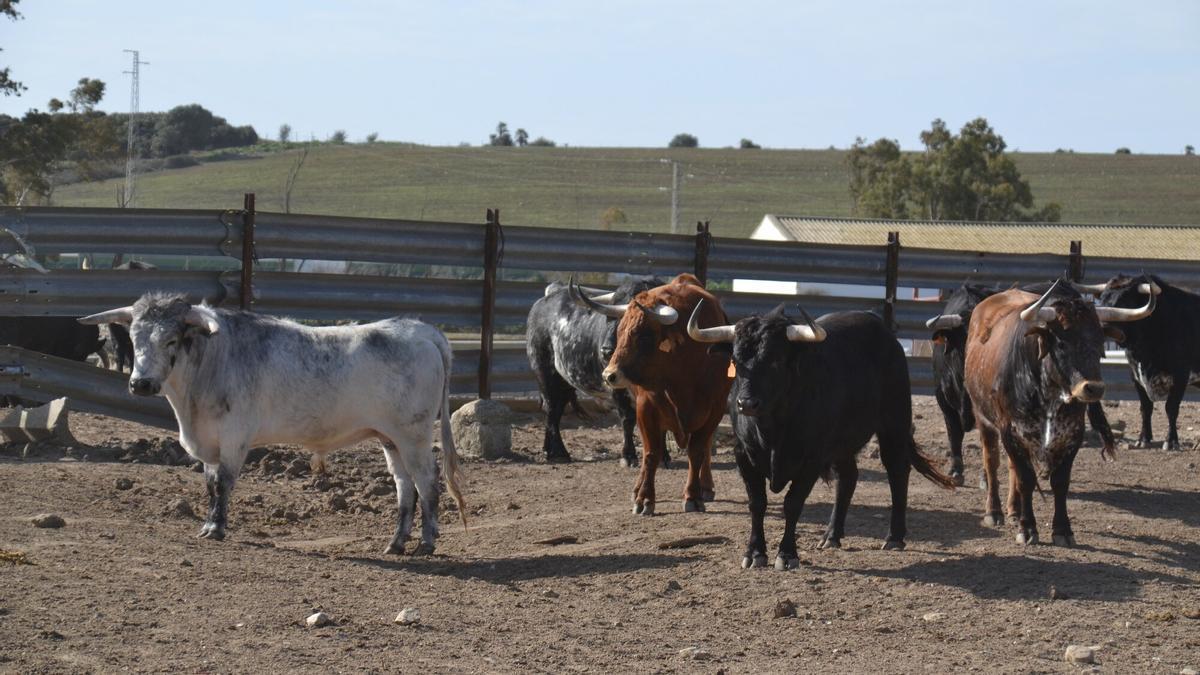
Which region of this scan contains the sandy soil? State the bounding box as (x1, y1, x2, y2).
(1, 397, 1198, 673)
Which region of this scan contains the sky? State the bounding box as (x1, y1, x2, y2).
(2, 0, 1197, 153)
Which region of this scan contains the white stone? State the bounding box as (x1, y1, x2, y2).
(922, 612, 946, 622)
(306, 612, 332, 628)
(677, 646, 712, 661)
(1064, 645, 1097, 664)
(394, 608, 421, 626)
(450, 399, 512, 460)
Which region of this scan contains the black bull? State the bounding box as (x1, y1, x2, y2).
(689, 304, 954, 571)
(525, 276, 661, 464)
(927, 282, 1118, 484)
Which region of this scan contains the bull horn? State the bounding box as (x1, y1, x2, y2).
(184, 305, 221, 335)
(1019, 280, 1061, 323)
(686, 299, 735, 343)
(1138, 282, 1161, 296)
(635, 301, 679, 325)
(568, 275, 627, 318)
(925, 314, 964, 330)
(1096, 286, 1156, 323)
(78, 306, 134, 325)
(786, 304, 827, 342)
(1069, 281, 1109, 294)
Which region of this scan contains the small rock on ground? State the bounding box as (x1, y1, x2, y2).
(395, 608, 421, 625)
(31, 514, 65, 529)
(165, 498, 195, 520)
(114, 477, 134, 491)
(677, 646, 712, 661)
(1064, 645, 1097, 664)
(773, 599, 797, 619)
(922, 612, 946, 622)
(306, 612, 332, 628)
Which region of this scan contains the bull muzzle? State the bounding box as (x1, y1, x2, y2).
(602, 366, 629, 389)
(1071, 380, 1105, 403)
(129, 377, 160, 397)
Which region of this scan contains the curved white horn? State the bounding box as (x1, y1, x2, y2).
(568, 275, 627, 318)
(588, 291, 617, 303)
(639, 302, 679, 325)
(686, 299, 735, 343)
(1019, 280, 1062, 323)
(78, 306, 134, 325)
(786, 306, 827, 343)
(1138, 282, 1161, 296)
(1069, 281, 1109, 294)
(925, 314, 964, 330)
(1096, 286, 1156, 323)
(184, 306, 221, 335)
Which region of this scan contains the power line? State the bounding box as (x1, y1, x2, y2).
(121, 49, 149, 207)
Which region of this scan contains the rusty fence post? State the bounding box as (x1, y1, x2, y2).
(693, 220, 711, 287)
(884, 231, 900, 333)
(240, 193, 256, 310)
(1068, 240, 1083, 282)
(478, 209, 501, 400)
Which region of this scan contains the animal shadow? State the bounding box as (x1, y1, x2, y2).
(1072, 485, 1200, 529)
(344, 552, 693, 585)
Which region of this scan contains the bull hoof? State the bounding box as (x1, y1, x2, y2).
(384, 540, 406, 555)
(632, 502, 655, 517)
(818, 535, 841, 550)
(619, 455, 639, 469)
(683, 498, 706, 513)
(950, 470, 965, 488)
(983, 512, 1005, 527)
(742, 553, 768, 569)
(700, 489, 716, 502)
(1167, 441, 1182, 452)
(546, 452, 572, 464)
(1016, 530, 1039, 546)
(774, 554, 800, 571)
(660, 456, 671, 470)
(1052, 533, 1076, 547)
(881, 539, 906, 551)
(197, 522, 225, 541)
(1134, 437, 1154, 449)
(412, 542, 435, 556)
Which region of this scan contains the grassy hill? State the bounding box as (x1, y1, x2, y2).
(51, 144, 1200, 238)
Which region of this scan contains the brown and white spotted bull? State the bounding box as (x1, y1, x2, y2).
(964, 280, 1154, 545)
(570, 273, 732, 515)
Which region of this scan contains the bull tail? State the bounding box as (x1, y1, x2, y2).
(908, 436, 957, 489)
(435, 335, 468, 529)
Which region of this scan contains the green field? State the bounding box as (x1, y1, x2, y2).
(51, 145, 1200, 238)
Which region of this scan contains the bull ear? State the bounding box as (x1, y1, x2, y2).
(931, 331, 948, 346)
(184, 305, 221, 335)
(79, 306, 134, 325)
(1024, 324, 1051, 361)
(1103, 325, 1126, 345)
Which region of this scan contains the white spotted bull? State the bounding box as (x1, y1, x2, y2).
(80, 293, 466, 554)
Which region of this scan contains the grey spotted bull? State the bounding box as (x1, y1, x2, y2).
(80, 293, 466, 554)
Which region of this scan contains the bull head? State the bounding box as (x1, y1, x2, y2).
(686, 300, 826, 344)
(924, 314, 964, 331)
(1070, 279, 1162, 297)
(1020, 279, 1155, 325)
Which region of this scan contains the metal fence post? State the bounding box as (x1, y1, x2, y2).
(884, 231, 900, 332)
(693, 220, 711, 287)
(478, 209, 501, 399)
(240, 193, 256, 310)
(1068, 240, 1083, 281)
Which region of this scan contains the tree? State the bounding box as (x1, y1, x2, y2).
(668, 133, 698, 148)
(279, 123, 291, 143)
(515, 128, 528, 147)
(330, 129, 347, 144)
(848, 117, 1060, 222)
(365, 132, 379, 143)
(1185, 145, 1194, 156)
(489, 121, 513, 146)
(529, 136, 556, 147)
(152, 104, 215, 156)
(739, 138, 760, 149)
(0, 1, 25, 97)
(1115, 147, 1132, 154)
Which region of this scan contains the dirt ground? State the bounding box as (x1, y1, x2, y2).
(1, 397, 1198, 673)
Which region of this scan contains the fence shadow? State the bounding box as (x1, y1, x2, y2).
(342, 551, 693, 585)
(852, 553, 1192, 601)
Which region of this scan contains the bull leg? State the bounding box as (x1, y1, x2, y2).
(936, 389, 966, 486)
(381, 440, 418, 555)
(1006, 459, 1021, 524)
(735, 447, 769, 569)
(1134, 378, 1155, 448)
(683, 425, 719, 512)
(776, 467, 820, 570)
(614, 390, 640, 468)
(878, 434, 911, 550)
(632, 398, 664, 516)
(1003, 432, 1039, 546)
(1086, 401, 1117, 460)
(1050, 446, 1080, 546)
(1164, 377, 1188, 451)
(389, 427, 440, 555)
(199, 462, 236, 540)
(539, 373, 574, 463)
(819, 458, 858, 550)
(979, 426, 1005, 527)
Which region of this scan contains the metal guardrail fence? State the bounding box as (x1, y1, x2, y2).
(0, 201, 1187, 417)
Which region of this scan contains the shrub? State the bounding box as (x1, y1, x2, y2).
(668, 133, 698, 148)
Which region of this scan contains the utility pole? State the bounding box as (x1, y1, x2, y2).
(122, 50, 149, 207)
(659, 158, 682, 234)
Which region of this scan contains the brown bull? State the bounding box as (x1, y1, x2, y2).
(964, 281, 1153, 545)
(572, 273, 732, 515)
